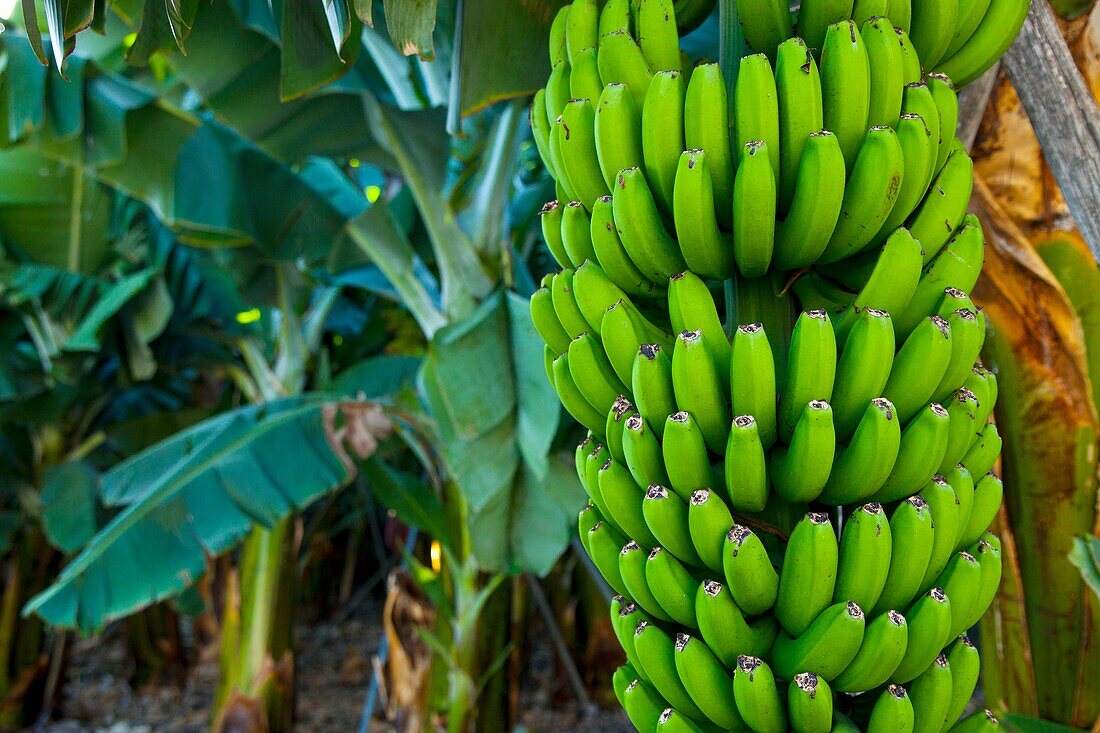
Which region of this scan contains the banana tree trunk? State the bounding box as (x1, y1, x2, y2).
(214, 518, 299, 733)
(971, 177, 1100, 726)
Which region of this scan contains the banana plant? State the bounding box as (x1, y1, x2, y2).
(971, 177, 1100, 728)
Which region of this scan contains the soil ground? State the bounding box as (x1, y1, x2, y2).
(31, 601, 632, 733)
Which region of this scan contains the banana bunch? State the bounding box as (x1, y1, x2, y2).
(530, 2, 1024, 730)
(736, 0, 1029, 88)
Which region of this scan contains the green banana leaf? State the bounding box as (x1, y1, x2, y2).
(419, 291, 582, 575)
(22, 395, 376, 631)
(972, 179, 1100, 727)
(1068, 535, 1100, 601)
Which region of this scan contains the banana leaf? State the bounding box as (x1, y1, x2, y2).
(971, 176, 1100, 726)
(22, 395, 381, 631)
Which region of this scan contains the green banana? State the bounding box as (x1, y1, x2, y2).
(734, 656, 787, 733)
(832, 308, 895, 438)
(820, 20, 871, 170)
(732, 140, 778, 277)
(546, 59, 573, 125)
(591, 195, 661, 297)
(586, 442, 618, 530)
(615, 599, 654, 685)
(820, 398, 902, 505)
(725, 415, 771, 512)
(897, 27, 923, 84)
(613, 167, 688, 281)
(586, 520, 630, 595)
(874, 496, 936, 616)
(664, 412, 714, 501)
(936, 550, 981, 639)
(833, 609, 909, 692)
(573, 260, 628, 334)
(723, 524, 781, 616)
(672, 330, 730, 454)
(908, 0, 958, 69)
(934, 0, 1030, 87)
(551, 269, 591, 338)
(604, 299, 672, 386)
(943, 636, 980, 730)
(909, 653, 953, 733)
(867, 685, 916, 733)
(874, 113, 937, 243)
(770, 400, 837, 504)
(568, 331, 628, 416)
(570, 45, 603, 103)
(575, 432, 593, 481)
(942, 0, 993, 62)
(919, 474, 963, 590)
(539, 200, 573, 268)
(796, 0, 856, 54)
(833, 711, 861, 733)
(940, 389, 982, 474)
(835, 503, 892, 611)
(624, 677, 669, 733)
(959, 472, 1002, 549)
(634, 620, 709, 723)
(735, 53, 782, 179)
(598, 30, 654, 109)
(688, 489, 735, 573)
(696, 580, 778, 667)
(779, 310, 837, 442)
(533, 95, 563, 186)
(882, 315, 953, 423)
(685, 63, 734, 229)
(774, 130, 847, 271)
(633, 343, 678, 438)
(788, 673, 833, 733)
(773, 600, 866, 680)
(777, 512, 839, 636)
(896, 216, 985, 338)
(621, 543, 676, 622)
(613, 663, 638, 707)
(948, 709, 1001, 733)
(644, 486, 705, 568)
(565, 0, 598, 63)
(562, 199, 599, 265)
(645, 545, 702, 627)
(601, 458, 661, 548)
(531, 285, 573, 355)
(965, 535, 1001, 632)
(623, 415, 670, 494)
(730, 322, 779, 449)
(656, 708, 710, 733)
(775, 37, 824, 214)
(598, 0, 630, 38)
(673, 0, 719, 32)
(943, 463, 975, 550)
(818, 125, 905, 263)
(874, 402, 951, 503)
(673, 150, 734, 280)
(642, 70, 686, 214)
(635, 0, 681, 72)
(932, 308, 984, 404)
(835, 227, 924, 340)
(861, 16, 905, 128)
(553, 353, 607, 433)
(578, 502, 599, 555)
(668, 270, 732, 378)
(892, 587, 952, 683)
(737, 0, 793, 59)
(926, 73, 959, 177)
(595, 83, 645, 192)
(674, 634, 743, 729)
(909, 141, 975, 266)
(549, 5, 569, 66)
(962, 421, 1001, 479)
(606, 396, 634, 463)
(851, 0, 887, 28)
